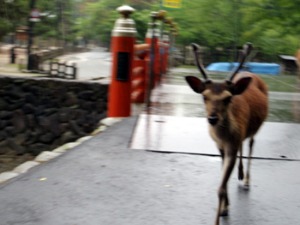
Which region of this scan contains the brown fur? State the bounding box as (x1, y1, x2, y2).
(185, 71, 268, 225)
(230, 72, 268, 140)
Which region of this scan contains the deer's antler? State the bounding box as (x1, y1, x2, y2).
(228, 42, 253, 82)
(191, 43, 210, 81)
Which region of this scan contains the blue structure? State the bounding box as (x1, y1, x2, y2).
(206, 62, 281, 75)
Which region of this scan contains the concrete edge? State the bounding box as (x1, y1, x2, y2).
(0, 117, 124, 184)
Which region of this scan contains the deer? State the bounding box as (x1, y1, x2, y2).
(185, 43, 268, 225)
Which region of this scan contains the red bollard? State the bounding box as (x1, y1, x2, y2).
(108, 5, 137, 117)
(145, 20, 161, 87)
(131, 43, 150, 103)
(162, 32, 170, 74)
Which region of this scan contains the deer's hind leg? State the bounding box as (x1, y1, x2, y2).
(244, 137, 254, 187)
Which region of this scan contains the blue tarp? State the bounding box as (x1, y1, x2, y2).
(206, 62, 281, 75)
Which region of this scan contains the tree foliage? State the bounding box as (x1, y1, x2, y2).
(34, 0, 76, 43)
(74, 0, 158, 46)
(169, 0, 300, 59)
(0, 0, 28, 39)
(1, 0, 300, 60)
(240, 0, 300, 58)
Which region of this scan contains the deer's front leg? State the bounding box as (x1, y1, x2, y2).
(215, 148, 238, 225)
(219, 148, 224, 163)
(238, 144, 244, 180)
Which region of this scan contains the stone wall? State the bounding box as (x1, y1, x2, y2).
(0, 75, 108, 156)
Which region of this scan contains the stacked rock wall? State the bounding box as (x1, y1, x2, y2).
(0, 75, 108, 156)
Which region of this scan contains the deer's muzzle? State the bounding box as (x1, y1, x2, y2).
(208, 114, 219, 126)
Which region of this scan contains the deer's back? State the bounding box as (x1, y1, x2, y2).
(232, 72, 268, 139)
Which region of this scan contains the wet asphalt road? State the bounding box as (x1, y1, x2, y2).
(0, 51, 300, 225)
(0, 117, 300, 225)
(58, 48, 111, 81)
(57, 49, 300, 122)
(150, 82, 300, 123)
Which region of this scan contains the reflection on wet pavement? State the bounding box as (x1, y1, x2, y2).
(131, 72, 300, 158)
(131, 114, 300, 160)
(148, 76, 300, 123)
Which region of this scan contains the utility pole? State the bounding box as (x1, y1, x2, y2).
(27, 0, 37, 70)
(56, 0, 66, 48)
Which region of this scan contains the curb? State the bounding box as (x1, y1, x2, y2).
(0, 117, 123, 184)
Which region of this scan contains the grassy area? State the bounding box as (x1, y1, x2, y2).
(212, 73, 300, 92)
(259, 74, 300, 92)
(176, 65, 300, 92)
(178, 65, 197, 69)
(171, 66, 300, 123)
(268, 99, 299, 122)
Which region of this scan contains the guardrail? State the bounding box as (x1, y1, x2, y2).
(131, 44, 150, 103)
(48, 61, 77, 79)
(107, 5, 170, 117)
(131, 41, 169, 104)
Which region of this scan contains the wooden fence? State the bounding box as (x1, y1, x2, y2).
(47, 61, 77, 79)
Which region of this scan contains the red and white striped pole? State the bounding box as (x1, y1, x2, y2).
(144, 13, 160, 107)
(145, 16, 160, 87)
(162, 32, 170, 74)
(108, 5, 137, 117)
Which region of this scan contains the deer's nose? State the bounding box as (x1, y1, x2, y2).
(208, 114, 219, 125)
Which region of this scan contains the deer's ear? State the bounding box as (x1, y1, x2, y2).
(231, 77, 252, 95)
(185, 76, 206, 94)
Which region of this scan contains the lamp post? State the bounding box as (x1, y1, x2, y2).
(27, 0, 40, 71)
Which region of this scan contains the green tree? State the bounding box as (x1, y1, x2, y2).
(74, 0, 158, 46)
(2, 0, 300, 61)
(34, 0, 76, 44)
(241, 0, 300, 59)
(0, 0, 28, 41)
(167, 0, 300, 60)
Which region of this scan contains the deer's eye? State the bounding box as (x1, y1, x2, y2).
(223, 96, 232, 105)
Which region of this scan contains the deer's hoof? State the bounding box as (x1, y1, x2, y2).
(243, 178, 250, 189)
(239, 182, 250, 191)
(243, 183, 250, 190)
(238, 170, 244, 180)
(219, 209, 229, 217)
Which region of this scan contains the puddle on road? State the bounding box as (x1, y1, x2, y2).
(149, 95, 300, 123)
(150, 73, 300, 123)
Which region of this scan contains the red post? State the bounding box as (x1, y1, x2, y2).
(145, 20, 160, 87)
(131, 44, 150, 103)
(108, 5, 136, 117)
(162, 32, 170, 74)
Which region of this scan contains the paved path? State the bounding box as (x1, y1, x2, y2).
(1, 117, 300, 225)
(57, 48, 111, 80)
(151, 83, 300, 101)
(131, 114, 300, 159)
(1, 47, 300, 225)
(0, 47, 111, 80)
